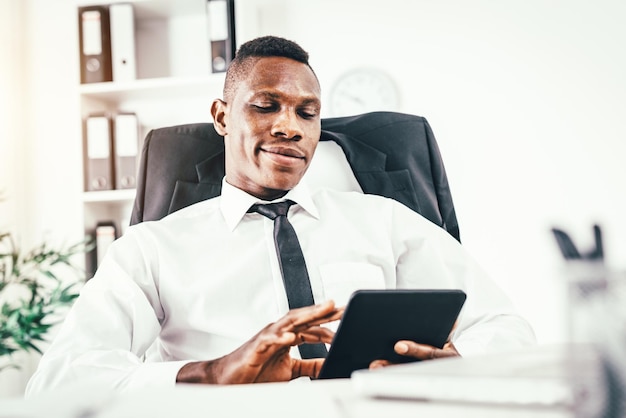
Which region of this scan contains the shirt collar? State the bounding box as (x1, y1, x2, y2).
(220, 177, 320, 231)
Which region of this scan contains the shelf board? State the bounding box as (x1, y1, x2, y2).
(77, 0, 205, 18)
(83, 189, 137, 203)
(79, 75, 225, 102)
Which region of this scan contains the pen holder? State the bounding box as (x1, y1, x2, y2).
(562, 261, 626, 418)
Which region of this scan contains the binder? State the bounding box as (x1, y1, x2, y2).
(206, 0, 236, 73)
(109, 3, 136, 82)
(83, 114, 114, 191)
(78, 5, 113, 84)
(95, 221, 117, 268)
(113, 113, 139, 189)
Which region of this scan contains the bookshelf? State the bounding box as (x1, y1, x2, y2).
(78, 75, 221, 101)
(77, 0, 227, 275)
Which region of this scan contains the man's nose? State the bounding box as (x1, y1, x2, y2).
(271, 109, 303, 140)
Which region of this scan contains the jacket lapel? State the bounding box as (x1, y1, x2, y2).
(168, 148, 225, 215)
(321, 130, 419, 212)
(195, 147, 225, 183)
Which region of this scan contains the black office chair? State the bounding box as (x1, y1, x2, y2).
(129, 111, 460, 242)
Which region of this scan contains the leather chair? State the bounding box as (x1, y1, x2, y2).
(129, 111, 460, 242)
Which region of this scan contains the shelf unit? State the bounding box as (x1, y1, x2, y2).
(79, 75, 222, 101)
(78, 0, 226, 275)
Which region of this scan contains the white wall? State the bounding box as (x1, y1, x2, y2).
(2, 0, 83, 243)
(2, 0, 625, 397)
(0, 0, 26, 232)
(20, 0, 84, 245)
(0, 0, 83, 398)
(238, 0, 626, 345)
(0, 0, 30, 399)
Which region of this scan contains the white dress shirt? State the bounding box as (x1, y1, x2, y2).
(26, 178, 535, 396)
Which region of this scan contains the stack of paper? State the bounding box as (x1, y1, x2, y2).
(352, 344, 606, 411)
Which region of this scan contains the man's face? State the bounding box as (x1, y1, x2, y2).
(214, 57, 322, 200)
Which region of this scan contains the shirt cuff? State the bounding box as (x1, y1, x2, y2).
(124, 360, 192, 392)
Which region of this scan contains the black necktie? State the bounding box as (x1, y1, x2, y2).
(249, 200, 328, 359)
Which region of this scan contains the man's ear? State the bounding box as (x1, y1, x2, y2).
(211, 99, 228, 136)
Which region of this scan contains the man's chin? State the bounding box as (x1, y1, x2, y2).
(259, 178, 302, 199)
(265, 181, 299, 194)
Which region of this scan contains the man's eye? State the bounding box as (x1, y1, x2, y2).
(253, 104, 276, 112)
(299, 109, 318, 119)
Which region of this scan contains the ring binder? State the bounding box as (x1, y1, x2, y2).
(113, 113, 140, 189)
(78, 5, 113, 84)
(94, 221, 118, 274)
(83, 114, 114, 191)
(206, 0, 236, 73)
(109, 3, 136, 82)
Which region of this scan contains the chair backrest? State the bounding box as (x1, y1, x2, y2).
(130, 111, 460, 242)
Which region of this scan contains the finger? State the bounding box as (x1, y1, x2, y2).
(254, 323, 335, 356)
(251, 302, 341, 359)
(277, 301, 336, 329)
(273, 301, 342, 332)
(302, 306, 345, 327)
(291, 358, 325, 379)
(443, 341, 459, 353)
(294, 326, 336, 345)
(254, 332, 298, 355)
(257, 325, 334, 349)
(369, 359, 392, 369)
(394, 340, 460, 360)
(291, 311, 343, 336)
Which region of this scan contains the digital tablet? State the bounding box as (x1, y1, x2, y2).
(317, 289, 467, 379)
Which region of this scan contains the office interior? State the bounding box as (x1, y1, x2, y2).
(1, 0, 625, 400)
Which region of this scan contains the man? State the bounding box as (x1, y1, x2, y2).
(26, 36, 534, 394)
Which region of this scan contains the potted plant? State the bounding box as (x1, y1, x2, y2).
(0, 231, 91, 371)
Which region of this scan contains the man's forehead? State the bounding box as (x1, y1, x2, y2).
(238, 58, 320, 99)
(249, 90, 320, 104)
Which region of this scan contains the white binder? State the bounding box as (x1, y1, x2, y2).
(95, 222, 117, 267)
(109, 3, 136, 82)
(113, 113, 139, 189)
(84, 114, 114, 191)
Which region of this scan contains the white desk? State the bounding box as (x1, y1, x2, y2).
(0, 378, 572, 418)
(5, 344, 614, 418)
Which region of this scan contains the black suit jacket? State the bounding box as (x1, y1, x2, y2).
(130, 111, 460, 242)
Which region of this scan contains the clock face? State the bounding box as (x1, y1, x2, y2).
(329, 68, 400, 116)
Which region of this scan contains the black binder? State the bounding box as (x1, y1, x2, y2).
(83, 114, 115, 191)
(206, 0, 236, 73)
(78, 5, 113, 84)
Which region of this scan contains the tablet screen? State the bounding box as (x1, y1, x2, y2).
(317, 289, 466, 379)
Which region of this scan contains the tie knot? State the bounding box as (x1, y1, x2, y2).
(249, 200, 294, 220)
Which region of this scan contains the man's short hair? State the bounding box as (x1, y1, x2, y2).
(223, 36, 317, 101)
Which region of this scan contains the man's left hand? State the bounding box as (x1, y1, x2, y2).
(369, 341, 459, 369)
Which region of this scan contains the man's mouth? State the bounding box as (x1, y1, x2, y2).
(259, 146, 307, 167)
(261, 146, 305, 159)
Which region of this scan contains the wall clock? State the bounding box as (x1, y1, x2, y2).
(329, 68, 400, 116)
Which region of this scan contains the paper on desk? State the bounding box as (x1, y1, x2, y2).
(352, 343, 605, 408)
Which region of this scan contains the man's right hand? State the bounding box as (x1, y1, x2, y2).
(176, 300, 343, 384)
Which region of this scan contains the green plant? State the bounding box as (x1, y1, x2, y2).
(0, 231, 91, 371)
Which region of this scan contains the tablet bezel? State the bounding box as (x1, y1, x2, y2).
(317, 289, 467, 379)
